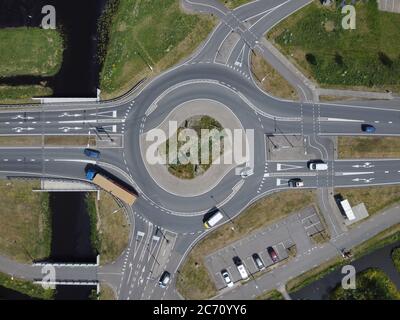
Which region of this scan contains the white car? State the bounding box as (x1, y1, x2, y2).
(233, 256, 249, 280)
(308, 161, 328, 171)
(221, 269, 234, 287)
(240, 166, 254, 178)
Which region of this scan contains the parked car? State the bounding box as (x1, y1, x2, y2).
(84, 148, 100, 159)
(361, 124, 376, 133)
(158, 271, 171, 288)
(252, 253, 265, 271)
(288, 178, 304, 188)
(221, 269, 234, 287)
(233, 256, 248, 280)
(308, 160, 328, 171)
(267, 246, 279, 263)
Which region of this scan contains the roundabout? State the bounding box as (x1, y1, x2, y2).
(139, 98, 248, 197)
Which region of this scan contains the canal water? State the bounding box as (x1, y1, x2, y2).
(48, 192, 96, 263)
(291, 241, 400, 300)
(0, 286, 35, 300)
(0, 0, 108, 97)
(0, 192, 97, 300)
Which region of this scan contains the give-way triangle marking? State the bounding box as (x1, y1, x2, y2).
(90, 110, 117, 118)
(277, 163, 304, 171)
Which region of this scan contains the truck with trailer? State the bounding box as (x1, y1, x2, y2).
(86, 168, 137, 206)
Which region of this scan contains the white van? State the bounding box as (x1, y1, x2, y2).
(204, 210, 223, 229)
(308, 161, 328, 171)
(236, 263, 249, 280)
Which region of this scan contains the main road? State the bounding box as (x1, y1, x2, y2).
(0, 0, 399, 300)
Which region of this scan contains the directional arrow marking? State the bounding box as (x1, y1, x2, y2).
(352, 178, 375, 183)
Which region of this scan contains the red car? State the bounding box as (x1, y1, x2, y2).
(267, 246, 279, 263)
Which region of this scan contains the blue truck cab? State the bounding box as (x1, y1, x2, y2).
(86, 168, 97, 181)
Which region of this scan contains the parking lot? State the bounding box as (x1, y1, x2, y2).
(204, 206, 324, 290)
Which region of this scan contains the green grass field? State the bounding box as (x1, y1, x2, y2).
(268, 1, 400, 92)
(0, 28, 63, 77)
(0, 85, 52, 104)
(0, 180, 51, 263)
(336, 186, 400, 216)
(86, 191, 130, 265)
(0, 271, 54, 300)
(392, 247, 400, 274)
(338, 136, 400, 159)
(330, 268, 400, 300)
(99, 0, 216, 99)
(0, 27, 62, 103)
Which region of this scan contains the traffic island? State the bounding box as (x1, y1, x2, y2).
(139, 99, 248, 197)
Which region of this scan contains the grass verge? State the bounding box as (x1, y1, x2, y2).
(219, 0, 253, 9)
(251, 52, 298, 100)
(330, 268, 400, 300)
(0, 271, 54, 300)
(0, 85, 52, 104)
(0, 28, 63, 77)
(256, 289, 284, 300)
(336, 186, 400, 216)
(338, 136, 400, 159)
(98, 282, 117, 300)
(176, 190, 316, 299)
(86, 191, 130, 265)
(0, 136, 96, 147)
(99, 0, 216, 99)
(392, 247, 400, 274)
(0, 180, 51, 263)
(287, 223, 400, 293)
(267, 0, 400, 93)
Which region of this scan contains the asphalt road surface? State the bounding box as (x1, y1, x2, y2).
(0, 0, 399, 300)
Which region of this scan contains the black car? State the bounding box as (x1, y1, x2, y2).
(288, 178, 304, 188)
(158, 271, 171, 288)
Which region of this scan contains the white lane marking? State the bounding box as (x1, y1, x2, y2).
(58, 119, 124, 124)
(352, 178, 375, 183)
(53, 159, 96, 164)
(12, 115, 35, 120)
(321, 118, 364, 122)
(335, 171, 375, 176)
(11, 127, 35, 132)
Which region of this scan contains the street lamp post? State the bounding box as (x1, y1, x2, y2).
(155, 226, 169, 244)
